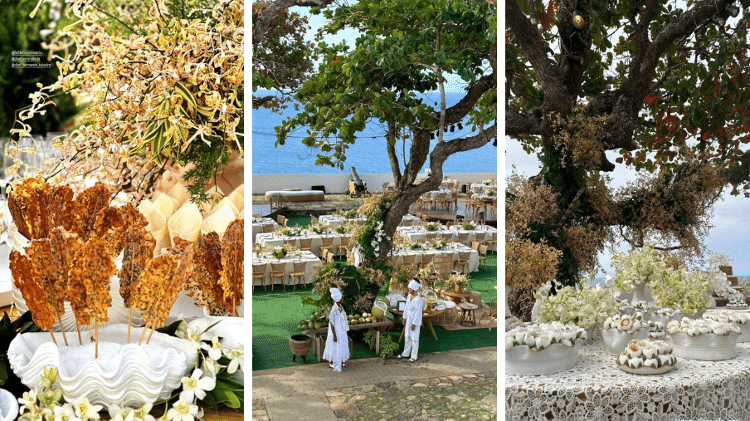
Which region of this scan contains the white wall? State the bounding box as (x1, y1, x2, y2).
(252, 172, 497, 194)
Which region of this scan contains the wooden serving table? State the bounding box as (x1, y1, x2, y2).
(303, 319, 392, 361)
(387, 308, 445, 342)
(439, 288, 473, 304)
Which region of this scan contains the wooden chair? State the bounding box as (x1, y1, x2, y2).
(400, 254, 416, 273)
(485, 231, 497, 250)
(464, 192, 474, 213)
(252, 263, 267, 292)
(283, 238, 297, 248)
(449, 189, 459, 211)
(473, 232, 485, 243)
(419, 253, 435, 269)
(453, 250, 471, 274)
(270, 262, 287, 291)
(326, 251, 335, 264)
(481, 297, 497, 331)
(289, 261, 307, 290)
(277, 215, 287, 227)
(478, 245, 488, 271)
(401, 217, 414, 227)
(425, 232, 438, 242)
(471, 241, 482, 251)
(338, 236, 351, 257)
(457, 232, 470, 246)
(382, 182, 389, 194)
(319, 236, 334, 257)
(436, 192, 448, 211)
(298, 237, 313, 252)
(433, 255, 452, 282)
(261, 223, 275, 233)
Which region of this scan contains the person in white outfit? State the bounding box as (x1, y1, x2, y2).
(398, 279, 423, 362)
(323, 287, 350, 371)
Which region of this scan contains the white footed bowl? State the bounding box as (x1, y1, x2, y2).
(669, 331, 740, 360)
(600, 328, 651, 355)
(0, 388, 18, 421)
(8, 324, 197, 410)
(505, 339, 583, 376)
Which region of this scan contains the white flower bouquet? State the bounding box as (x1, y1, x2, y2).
(649, 267, 710, 316)
(608, 244, 669, 292)
(708, 252, 733, 269)
(703, 311, 750, 326)
(535, 281, 620, 329)
(704, 252, 746, 308)
(616, 339, 675, 369)
(505, 322, 587, 351)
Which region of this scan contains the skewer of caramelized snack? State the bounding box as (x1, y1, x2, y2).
(118, 209, 155, 343)
(10, 251, 58, 344)
(27, 238, 69, 346)
(184, 232, 229, 315)
(219, 219, 244, 316)
(71, 183, 112, 240)
(93, 206, 128, 257)
(53, 228, 87, 345)
(134, 254, 177, 344)
(7, 177, 46, 240)
(70, 237, 116, 358)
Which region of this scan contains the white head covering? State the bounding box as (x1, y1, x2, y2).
(330, 288, 343, 302)
(408, 279, 421, 291)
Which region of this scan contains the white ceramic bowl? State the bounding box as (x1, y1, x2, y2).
(0, 388, 18, 421)
(505, 339, 583, 376)
(8, 324, 197, 410)
(669, 331, 740, 360)
(600, 328, 650, 355)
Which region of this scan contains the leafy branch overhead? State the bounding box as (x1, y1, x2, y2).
(12, 0, 244, 203)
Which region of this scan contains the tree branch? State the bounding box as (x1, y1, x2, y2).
(252, 0, 335, 45)
(506, 109, 542, 136)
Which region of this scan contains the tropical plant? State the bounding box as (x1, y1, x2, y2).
(535, 280, 620, 329)
(363, 330, 399, 359)
(607, 244, 670, 292)
(444, 272, 470, 292)
(649, 266, 711, 315)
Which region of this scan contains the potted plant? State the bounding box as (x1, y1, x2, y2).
(272, 246, 288, 259)
(444, 273, 470, 293)
(390, 268, 412, 293)
(649, 266, 710, 317)
(607, 244, 669, 303)
(461, 222, 475, 231)
(535, 281, 620, 338)
(424, 223, 440, 232)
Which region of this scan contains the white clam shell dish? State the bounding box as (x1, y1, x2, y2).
(8, 324, 197, 410)
(0, 388, 18, 421)
(505, 339, 584, 376)
(669, 331, 740, 360)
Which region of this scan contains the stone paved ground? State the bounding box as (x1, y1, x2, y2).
(252, 371, 497, 421)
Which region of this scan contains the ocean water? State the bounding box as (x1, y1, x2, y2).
(251, 91, 498, 175)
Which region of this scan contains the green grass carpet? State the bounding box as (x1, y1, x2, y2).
(251, 240, 498, 371)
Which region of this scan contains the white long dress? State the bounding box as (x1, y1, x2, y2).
(323, 303, 350, 371)
(401, 293, 423, 359)
(403, 294, 424, 339)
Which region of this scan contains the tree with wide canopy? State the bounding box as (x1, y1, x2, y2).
(275, 0, 497, 263)
(506, 0, 750, 295)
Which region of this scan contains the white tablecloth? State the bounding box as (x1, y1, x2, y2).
(251, 218, 278, 243)
(318, 215, 367, 226)
(251, 251, 322, 287)
(397, 226, 497, 251)
(470, 183, 497, 193)
(255, 231, 352, 257)
(400, 214, 422, 226)
(506, 335, 750, 420)
(391, 245, 479, 273)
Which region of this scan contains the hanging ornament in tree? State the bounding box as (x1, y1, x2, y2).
(430, 133, 435, 140)
(572, 11, 585, 29)
(450, 125, 455, 132)
(457, 122, 463, 130)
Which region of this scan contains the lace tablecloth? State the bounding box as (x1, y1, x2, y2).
(506, 336, 750, 420)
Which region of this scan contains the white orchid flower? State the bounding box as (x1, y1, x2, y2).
(223, 347, 244, 374)
(179, 368, 216, 403)
(71, 397, 102, 420)
(166, 398, 203, 421)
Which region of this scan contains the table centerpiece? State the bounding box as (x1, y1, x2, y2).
(607, 243, 668, 305)
(615, 339, 676, 375)
(505, 322, 587, 375)
(600, 312, 649, 355)
(667, 318, 741, 360)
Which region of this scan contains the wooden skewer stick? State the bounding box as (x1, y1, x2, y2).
(139, 323, 150, 345)
(57, 313, 69, 346)
(95, 322, 99, 359)
(48, 330, 58, 345)
(75, 323, 82, 346)
(233, 296, 237, 317)
(146, 324, 157, 344)
(127, 309, 132, 344)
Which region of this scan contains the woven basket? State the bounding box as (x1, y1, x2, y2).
(431, 307, 460, 326)
(289, 334, 312, 356)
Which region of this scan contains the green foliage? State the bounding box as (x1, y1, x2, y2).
(0, 311, 40, 397)
(277, 0, 496, 169)
(180, 134, 232, 204)
(0, 0, 78, 137)
(363, 330, 399, 359)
